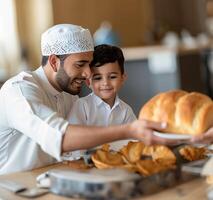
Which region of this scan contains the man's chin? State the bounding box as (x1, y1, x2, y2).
(67, 87, 81, 95)
(69, 90, 80, 95)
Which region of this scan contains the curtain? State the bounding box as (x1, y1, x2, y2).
(0, 0, 20, 80)
(15, 0, 53, 70)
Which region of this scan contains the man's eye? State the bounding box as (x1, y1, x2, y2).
(77, 64, 84, 67)
(75, 63, 85, 68)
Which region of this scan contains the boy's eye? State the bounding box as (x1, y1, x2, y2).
(92, 76, 102, 81)
(110, 75, 117, 79)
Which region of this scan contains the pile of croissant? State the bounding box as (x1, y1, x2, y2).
(91, 141, 207, 176)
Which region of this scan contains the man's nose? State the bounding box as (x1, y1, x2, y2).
(82, 65, 91, 79)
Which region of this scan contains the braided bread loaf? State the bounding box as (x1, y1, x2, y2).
(139, 90, 213, 135)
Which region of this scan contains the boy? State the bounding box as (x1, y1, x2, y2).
(67, 44, 136, 154)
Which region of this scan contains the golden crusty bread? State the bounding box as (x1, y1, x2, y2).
(139, 90, 213, 135)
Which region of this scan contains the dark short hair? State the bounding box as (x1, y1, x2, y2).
(41, 54, 70, 67)
(90, 44, 125, 74)
(41, 56, 49, 66)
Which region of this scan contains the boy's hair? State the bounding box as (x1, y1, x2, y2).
(90, 44, 125, 74)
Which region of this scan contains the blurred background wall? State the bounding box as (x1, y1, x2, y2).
(52, 0, 154, 47)
(0, 0, 211, 73)
(1, 0, 213, 114)
(15, 0, 53, 69)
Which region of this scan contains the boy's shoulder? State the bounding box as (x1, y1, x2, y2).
(117, 97, 133, 110)
(118, 98, 136, 118)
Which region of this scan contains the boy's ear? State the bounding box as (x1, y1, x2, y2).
(122, 73, 127, 82)
(48, 55, 59, 72)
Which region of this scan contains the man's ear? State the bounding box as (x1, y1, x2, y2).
(48, 55, 59, 72)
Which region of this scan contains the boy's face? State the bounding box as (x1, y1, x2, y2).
(89, 61, 126, 106)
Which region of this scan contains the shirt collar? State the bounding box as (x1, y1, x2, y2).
(92, 92, 121, 109)
(34, 66, 61, 97)
(113, 96, 120, 109)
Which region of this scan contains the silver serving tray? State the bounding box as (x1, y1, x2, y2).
(49, 168, 140, 199)
(48, 159, 207, 199)
(47, 144, 210, 199)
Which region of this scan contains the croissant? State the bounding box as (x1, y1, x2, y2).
(179, 146, 207, 161)
(139, 90, 213, 135)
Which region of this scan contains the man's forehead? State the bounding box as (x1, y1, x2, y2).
(68, 51, 93, 61)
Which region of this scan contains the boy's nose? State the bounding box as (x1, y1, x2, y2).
(102, 78, 109, 85)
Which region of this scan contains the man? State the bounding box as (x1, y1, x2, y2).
(0, 24, 167, 175)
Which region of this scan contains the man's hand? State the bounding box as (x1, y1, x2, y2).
(129, 119, 178, 146)
(190, 127, 213, 144)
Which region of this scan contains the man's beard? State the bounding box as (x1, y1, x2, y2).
(55, 65, 84, 95)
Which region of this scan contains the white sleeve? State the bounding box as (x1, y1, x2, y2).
(4, 80, 69, 161)
(67, 99, 87, 125)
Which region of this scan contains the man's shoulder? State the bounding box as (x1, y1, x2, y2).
(2, 71, 36, 89)
(0, 70, 45, 99)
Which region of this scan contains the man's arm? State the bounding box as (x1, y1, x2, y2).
(62, 119, 171, 152)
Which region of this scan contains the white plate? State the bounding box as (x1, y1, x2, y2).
(153, 131, 192, 140)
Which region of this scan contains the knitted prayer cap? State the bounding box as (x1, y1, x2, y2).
(41, 24, 94, 56)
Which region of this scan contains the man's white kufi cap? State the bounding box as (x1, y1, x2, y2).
(41, 24, 94, 56)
